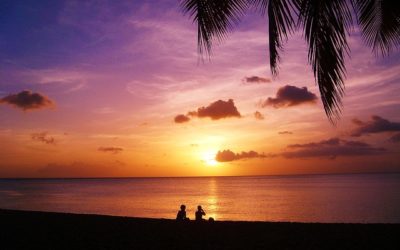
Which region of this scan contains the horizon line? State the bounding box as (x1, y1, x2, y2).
(1, 171, 399, 180)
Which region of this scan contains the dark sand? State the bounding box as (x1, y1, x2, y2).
(1, 209, 399, 250)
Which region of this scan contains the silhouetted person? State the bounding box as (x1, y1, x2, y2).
(195, 205, 206, 221)
(176, 204, 188, 221)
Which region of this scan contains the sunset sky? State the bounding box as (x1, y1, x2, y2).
(1, 0, 399, 178)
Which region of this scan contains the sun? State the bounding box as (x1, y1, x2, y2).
(202, 151, 218, 167)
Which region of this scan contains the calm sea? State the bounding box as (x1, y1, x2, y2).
(1, 173, 399, 223)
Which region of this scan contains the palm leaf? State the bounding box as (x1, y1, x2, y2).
(180, 0, 249, 57)
(355, 0, 400, 56)
(251, 0, 299, 75)
(298, 0, 353, 122)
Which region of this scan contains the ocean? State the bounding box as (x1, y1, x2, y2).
(1, 173, 399, 223)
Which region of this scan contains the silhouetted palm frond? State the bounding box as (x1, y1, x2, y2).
(251, 0, 299, 76)
(355, 0, 400, 56)
(180, 0, 249, 57)
(298, 0, 353, 122)
(180, 0, 400, 122)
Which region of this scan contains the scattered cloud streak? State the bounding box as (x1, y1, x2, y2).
(216, 149, 276, 162)
(31, 132, 56, 145)
(282, 138, 385, 159)
(242, 76, 271, 84)
(98, 146, 123, 154)
(260, 85, 317, 108)
(0, 90, 54, 111)
(389, 133, 400, 143)
(279, 131, 293, 135)
(351, 116, 400, 137)
(254, 111, 264, 120)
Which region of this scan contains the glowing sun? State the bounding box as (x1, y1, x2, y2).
(202, 151, 218, 167)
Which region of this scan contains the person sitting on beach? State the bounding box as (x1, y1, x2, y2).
(176, 204, 188, 221)
(195, 205, 206, 221)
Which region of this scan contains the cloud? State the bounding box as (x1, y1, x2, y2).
(31, 132, 56, 145)
(139, 122, 149, 127)
(351, 116, 400, 137)
(278, 131, 293, 135)
(93, 107, 115, 114)
(175, 99, 241, 123)
(115, 160, 126, 166)
(260, 85, 318, 108)
(215, 149, 276, 162)
(174, 114, 190, 123)
(351, 118, 364, 126)
(282, 138, 385, 159)
(98, 146, 123, 154)
(254, 111, 264, 120)
(0, 90, 54, 111)
(389, 133, 400, 143)
(242, 76, 271, 84)
(191, 99, 241, 120)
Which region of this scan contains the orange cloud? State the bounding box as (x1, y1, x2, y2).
(0, 90, 54, 111)
(98, 147, 123, 154)
(216, 149, 276, 162)
(254, 111, 264, 120)
(31, 132, 56, 145)
(174, 114, 190, 123)
(191, 99, 241, 120)
(175, 99, 241, 123)
(282, 138, 385, 159)
(261, 85, 317, 108)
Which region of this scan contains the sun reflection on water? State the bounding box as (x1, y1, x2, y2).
(206, 178, 218, 220)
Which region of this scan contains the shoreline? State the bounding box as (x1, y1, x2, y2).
(1, 209, 399, 249)
(1, 208, 399, 224)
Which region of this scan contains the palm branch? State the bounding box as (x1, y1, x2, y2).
(180, 0, 400, 122)
(249, 0, 299, 76)
(180, 0, 249, 56)
(298, 0, 353, 122)
(355, 0, 400, 56)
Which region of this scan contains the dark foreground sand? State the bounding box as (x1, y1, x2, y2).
(1, 209, 399, 250)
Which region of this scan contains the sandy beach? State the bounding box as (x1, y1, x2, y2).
(1, 209, 399, 250)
